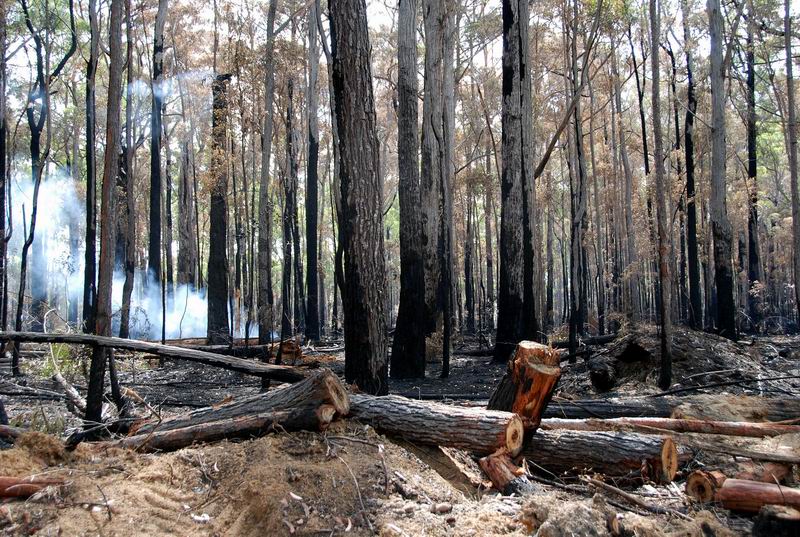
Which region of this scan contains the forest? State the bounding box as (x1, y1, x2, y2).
(1, 0, 800, 535)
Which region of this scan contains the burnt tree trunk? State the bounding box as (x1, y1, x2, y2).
(709, 0, 737, 340)
(494, 0, 535, 363)
(148, 0, 167, 285)
(330, 0, 389, 394)
(391, 0, 427, 379)
(305, 0, 321, 342)
(207, 74, 232, 345)
(86, 0, 123, 425)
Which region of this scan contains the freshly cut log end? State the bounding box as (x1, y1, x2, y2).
(515, 341, 561, 366)
(323, 372, 350, 416)
(316, 404, 337, 428)
(505, 415, 524, 456)
(686, 470, 726, 503)
(349, 394, 524, 456)
(660, 437, 679, 483)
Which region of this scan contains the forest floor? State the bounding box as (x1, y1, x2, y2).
(1, 325, 799, 536)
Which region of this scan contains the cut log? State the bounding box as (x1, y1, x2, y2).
(488, 341, 561, 430)
(521, 429, 683, 483)
(753, 506, 800, 537)
(0, 331, 306, 382)
(110, 369, 348, 452)
(732, 461, 791, 484)
(0, 476, 63, 498)
(542, 395, 800, 422)
(541, 417, 800, 437)
(686, 471, 800, 512)
(479, 450, 536, 496)
(349, 394, 524, 456)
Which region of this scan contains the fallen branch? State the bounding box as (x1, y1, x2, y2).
(541, 417, 800, 438)
(0, 331, 306, 382)
(582, 476, 690, 519)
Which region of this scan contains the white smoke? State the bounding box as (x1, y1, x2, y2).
(9, 163, 261, 341)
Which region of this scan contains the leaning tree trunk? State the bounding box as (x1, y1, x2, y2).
(391, 0, 427, 379)
(330, 0, 389, 395)
(785, 0, 800, 324)
(650, 0, 673, 388)
(86, 0, 123, 425)
(147, 0, 168, 285)
(494, 0, 534, 363)
(206, 74, 232, 345)
(708, 0, 737, 340)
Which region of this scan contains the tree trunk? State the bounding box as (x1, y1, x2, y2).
(118, 0, 136, 338)
(83, 0, 99, 333)
(148, 0, 168, 285)
(785, 0, 800, 324)
(745, 9, 762, 331)
(708, 0, 737, 340)
(305, 0, 321, 342)
(0, 0, 7, 334)
(177, 141, 198, 287)
(494, 0, 534, 363)
(391, 0, 427, 379)
(681, 0, 702, 330)
(650, 0, 673, 388)
(349, 394, 523, 456)
(330, 0, 389, 395)
(257, 0, 278, 347)
(207, 74, 232, 344)
(86, 0, 123, 425)
(421, 0, 444, 343)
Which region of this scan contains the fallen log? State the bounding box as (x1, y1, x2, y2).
(0, 331, 306, 382)
(686, 471, 800, 512)
(488, 341, 561, 430)
(0, 476, 64, 498)
(542, 395, 800, 422)
(349, 394, 524, 456)
(113, 370, 348, 452)
(521, 429, 683, 483)
(540, 417, 800, 437)
(0, 424, 22, 443)
(551, 334, 618, 348)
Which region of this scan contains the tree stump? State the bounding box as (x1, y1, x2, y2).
(488, 341, 561, 430)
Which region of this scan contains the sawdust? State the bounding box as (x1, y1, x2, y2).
(0, 422, 524, 536)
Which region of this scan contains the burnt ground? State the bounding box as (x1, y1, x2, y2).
(1, 325, 799, 536)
